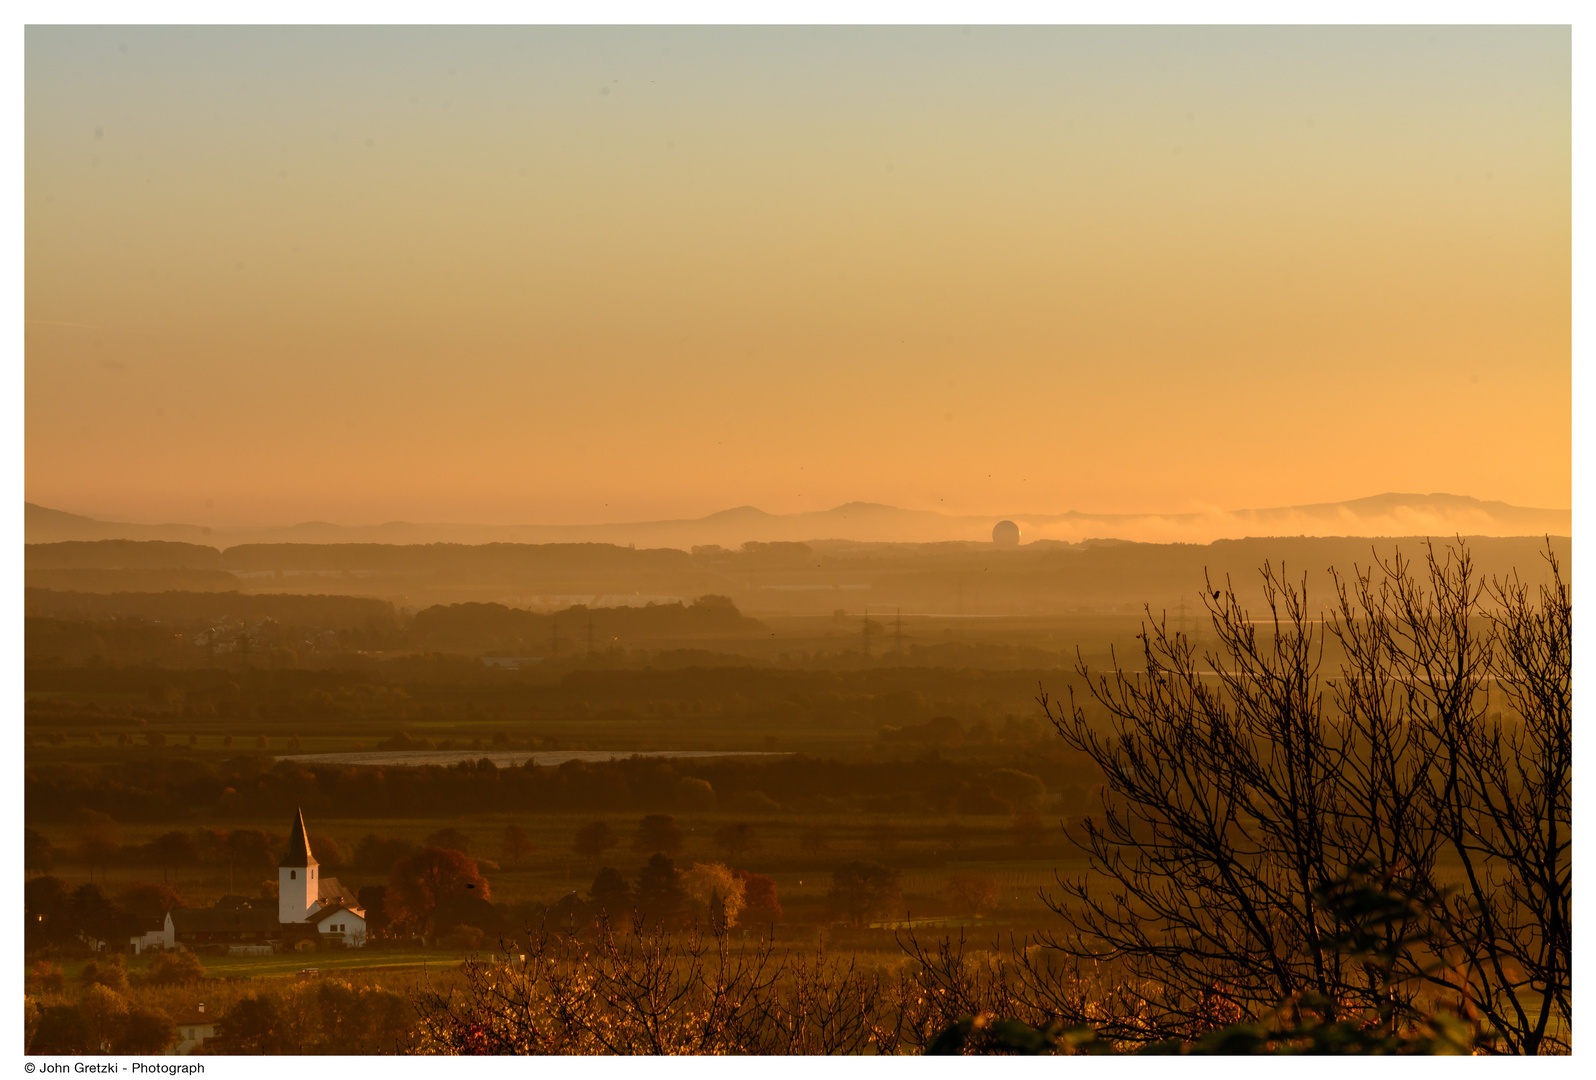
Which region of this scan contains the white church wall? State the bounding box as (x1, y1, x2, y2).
(278, 862, 319, 923)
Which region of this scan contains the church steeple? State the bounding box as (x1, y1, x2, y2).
(281, 808, 318, 869)
(278, 808, 320, 923)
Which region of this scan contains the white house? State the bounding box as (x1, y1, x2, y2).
(308, 902, 367, 947)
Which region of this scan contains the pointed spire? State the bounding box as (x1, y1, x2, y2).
(281, 808, 318, 868)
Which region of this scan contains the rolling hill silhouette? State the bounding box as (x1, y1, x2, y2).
(25, 493, 1568, 550)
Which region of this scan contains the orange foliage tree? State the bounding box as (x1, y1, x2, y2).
(385, 847, 490, 938)
(734, 870, 781, 921)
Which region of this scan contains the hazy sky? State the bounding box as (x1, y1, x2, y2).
(26, 26, 1570, 527)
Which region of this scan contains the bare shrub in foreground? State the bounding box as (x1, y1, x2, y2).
(1037, 540, 1569, 1052)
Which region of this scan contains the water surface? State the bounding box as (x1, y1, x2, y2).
(278, 748, 790, 768)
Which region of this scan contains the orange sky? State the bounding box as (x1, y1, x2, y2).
(26, 26, 1570, 527)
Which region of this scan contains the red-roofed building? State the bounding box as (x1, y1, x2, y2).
(169, 1002, 217, 1054)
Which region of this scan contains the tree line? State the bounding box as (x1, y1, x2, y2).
(26, 745, 1083, 826)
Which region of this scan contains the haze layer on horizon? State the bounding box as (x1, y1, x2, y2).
(26, 26, 1570, 528)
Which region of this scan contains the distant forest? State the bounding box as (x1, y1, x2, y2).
(24, 590, 766, 667)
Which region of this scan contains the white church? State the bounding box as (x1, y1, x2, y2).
(140, 810, 368, 953)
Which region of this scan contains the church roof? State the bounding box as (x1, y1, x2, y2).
(281, 808, 318, 868)
(315, 877, 354, 905)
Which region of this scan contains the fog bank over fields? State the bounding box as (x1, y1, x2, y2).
(25, 492, 1569, 550)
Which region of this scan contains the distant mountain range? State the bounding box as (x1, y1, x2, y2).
(24, 493, 1569, 550)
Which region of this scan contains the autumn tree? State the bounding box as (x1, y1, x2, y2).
(681, 862, 746, 930)
(944, 873, 1000, 915)
(78, 984, 129, 1052)
(588, 867, 631, 917)
(573, 821, 618, 860)
(219, 994, 287, 1054)
(359, 886, 391, 934)
(225, 829, 274, 874)
(987, 769, 1046, 812)
(115, 1007, 176, 1055)
(147, 831, 197, 881)
(25, 876, 71, 949)
(828, 862, 900, 928)
(355, 834, 420, 874)
(117, 883, 184, 925)
(77, 810, 121, 883)
(25, 828, 53, 874)
(30, 961, 64, 994)
(714, 822, 759, 858)
(81, 955, 130, 993)
(635, 853, 686, 926)
(632, 814, 685, 856)
(308, 834, 349, 870)
(309, 979, 414, 1054)
(500, 824, 535, 867)
(386, 847, 491, 939)
(676, 776, 717, 810)
(28, 1005, 90, 1055)
(70, 884, 130, 947)
(734, 869, 782, 921)
(144, 950, 206, 987)
(425, 827, 472, 854)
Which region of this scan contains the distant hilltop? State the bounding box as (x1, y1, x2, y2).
(24, 492, 1570, 550)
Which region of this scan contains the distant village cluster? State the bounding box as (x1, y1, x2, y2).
(130, 812, 367, 956)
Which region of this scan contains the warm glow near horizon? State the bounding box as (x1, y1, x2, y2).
(26, 26, 1570, 528)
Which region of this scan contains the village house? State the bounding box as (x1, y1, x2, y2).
(168, 1003, 217, 1054)
(129, 915, 172, 955)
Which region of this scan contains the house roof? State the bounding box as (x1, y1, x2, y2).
(170, 905, 281, 934)
(280, 807, 318, 868)
(170, 1006, 218, 1026)
(310, 902, 366, 926)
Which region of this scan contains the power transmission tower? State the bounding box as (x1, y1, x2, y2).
(894, 607, 905, 656)
(587, 613, 595, 657)
(861, 611, 872, 659)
